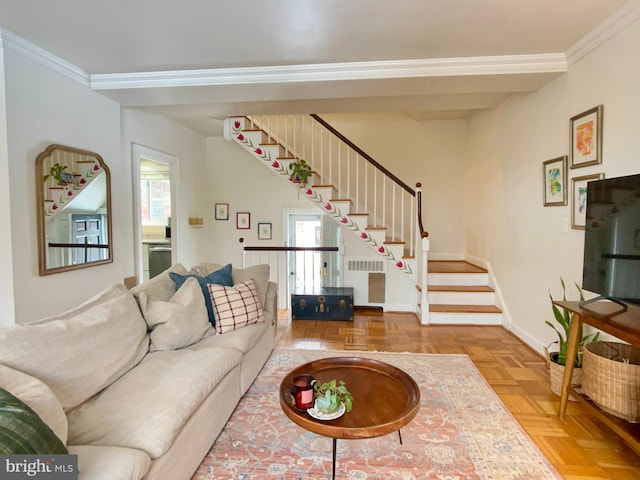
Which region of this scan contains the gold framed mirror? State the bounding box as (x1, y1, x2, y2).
(36, 144, 112, 275)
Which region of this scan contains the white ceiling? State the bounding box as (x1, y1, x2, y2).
(0, 0, 633, 136)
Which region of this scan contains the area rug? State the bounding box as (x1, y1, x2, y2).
(192, 349, 561, 479)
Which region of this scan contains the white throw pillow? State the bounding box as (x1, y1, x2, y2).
(208, 279, 264, 334)
(130, 263, 189, 303)
(0, 284, 149, 411)
(139, 277, 214, 352)
(0, 364, 68, 445)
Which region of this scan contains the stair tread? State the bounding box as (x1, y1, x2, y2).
(428, 285, 494, 292)
(429, 304, 502, 313)
(347, 213, 369, 217)
(366, 226, 387, 231)
(330, 198, 352, 203)
(428, 261, 487, 274)
(384, 240, 405, 245)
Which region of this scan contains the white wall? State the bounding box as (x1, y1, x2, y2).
(0, 41, 15, 327)
(4, 49, 127, 324)
(318, 113, 468, 257)
(465, 17, 640, 353)
(121, 109, 207, 270)
(204, 136, 306, 266)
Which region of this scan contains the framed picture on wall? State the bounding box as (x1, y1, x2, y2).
(570, 105, 603, 169)
(258, 222, 272, 240)
(571, 173, 603, 229)
(236, 212, 250, 229)
(215, 203, 229, 220)
(542, 156, 567, 206)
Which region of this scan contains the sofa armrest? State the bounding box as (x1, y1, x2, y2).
(264, 281, 277, 324)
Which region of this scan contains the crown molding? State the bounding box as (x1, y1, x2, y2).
(90, 54, 567, 90)
(566, 0, 640, 65)
(0, 28, 89, 86)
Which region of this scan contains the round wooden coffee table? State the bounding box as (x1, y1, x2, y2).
(279, 356, 420, 479)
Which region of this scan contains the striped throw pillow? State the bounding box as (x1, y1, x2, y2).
(208, 279, 264, 334)
(0, 387, 67, 454)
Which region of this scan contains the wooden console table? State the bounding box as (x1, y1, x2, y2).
(556, 300, 640, 455)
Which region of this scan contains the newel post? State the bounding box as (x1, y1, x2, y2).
(416, 182, 430, 325)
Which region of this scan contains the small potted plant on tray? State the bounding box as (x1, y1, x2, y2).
(313, 379, 353, 413)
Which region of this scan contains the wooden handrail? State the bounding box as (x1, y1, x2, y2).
(416, 183, 429, 238)
(243, 246, 338, 252)
(310, 114, 415, 196)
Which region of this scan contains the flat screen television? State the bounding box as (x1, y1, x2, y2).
(581, 173, 640, 310)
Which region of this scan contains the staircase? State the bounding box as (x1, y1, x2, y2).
(427, 260, 503, 325)
(43, 157, 104, 217)
(225, 115, 503, 325)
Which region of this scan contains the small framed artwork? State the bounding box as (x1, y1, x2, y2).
(236, 212, 250, 229)
(215, 203, 229, 220)
(258, 222, 272, 240)
(570, 105, 603, 169)
(542, 156, 567, 206)
(571, 173, 603, 229)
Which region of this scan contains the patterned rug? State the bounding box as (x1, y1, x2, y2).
(192, 349, 561, 479)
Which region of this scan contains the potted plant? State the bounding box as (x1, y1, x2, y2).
(313, 379, 353, 413)
(545, 278, 599, 398)
(288, 158, 312, 185)
(43, 163, 73, 185)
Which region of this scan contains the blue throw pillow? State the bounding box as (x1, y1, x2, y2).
(0, 387, 67, 454)
(169, 263, 233, 326)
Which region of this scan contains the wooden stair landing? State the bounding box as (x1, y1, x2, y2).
(429, 304, 502, 313)
(428, 260, 487, 273)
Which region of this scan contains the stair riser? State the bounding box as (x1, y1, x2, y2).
(428, 291, 496, 305)
(307, 186, 334, 203)
(428, 312, 503, 325)
(428, 272, 489, 286)
(364, 230, 386, 245)
(325, 200, 350, 216)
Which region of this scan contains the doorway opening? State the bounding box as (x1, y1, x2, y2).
(287, 212, 341, 294)
(132, 145, 179, 283)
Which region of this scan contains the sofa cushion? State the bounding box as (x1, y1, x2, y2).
(209, 279, 264, 334)
(169, 263, 233, 326)
(0, 387, 67, 454)
(0, 284, 149, 411)
(187, 320, 270, 355)
(68, 445, 150, 480)
(0, 364, 68, 444)
(130, 263, 189, 302)
(139, 277, 214, 352)
(197, 263, 270, 308)
(67, 347, 243, 459)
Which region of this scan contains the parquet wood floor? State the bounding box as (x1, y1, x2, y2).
(275, 310, 640, 479)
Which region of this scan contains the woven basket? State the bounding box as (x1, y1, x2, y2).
(582, 341, 640, 422)
(548, 352, 583, 402)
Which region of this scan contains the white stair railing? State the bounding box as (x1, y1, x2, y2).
(247, 114, 417, 257)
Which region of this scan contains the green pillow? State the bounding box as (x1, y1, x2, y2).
(0, 387, 67, 454)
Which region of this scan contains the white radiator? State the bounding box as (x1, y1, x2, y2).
(344, 258, 386, 305)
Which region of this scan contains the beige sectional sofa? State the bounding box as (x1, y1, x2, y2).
(0, 263, 277, 480)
